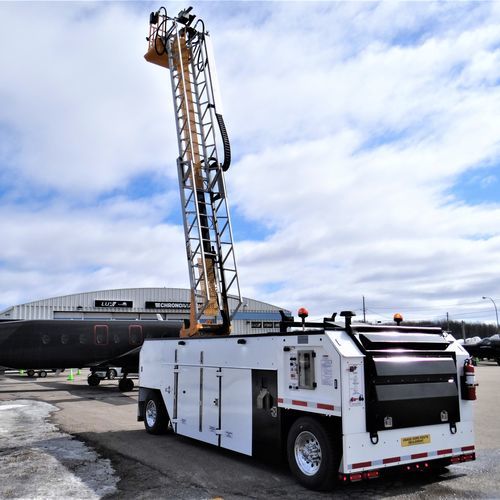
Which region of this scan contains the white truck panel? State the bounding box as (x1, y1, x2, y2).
(327, 330, 365, 358)
(278, 336, 342, 415)
(139, 340, 175, 390)
(178, 336, 278, 369)
(220, 368, 252, 455)
(342, 421, 475, 473)
(340, 357, 366, 435)
(177, 365, 201, 440)
(201, 367, 220, 446)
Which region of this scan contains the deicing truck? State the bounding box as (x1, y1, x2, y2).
(140, 8, 476, 490)
(138, 312, 476, 490)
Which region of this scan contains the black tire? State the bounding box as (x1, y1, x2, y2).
(287, 416, 341, 491)
(108, 369, 117, 380)
(39, 370, 47, 378)
(87, 374, 101, 387)
(118, 378, 134, 392)
(144, 392, 169, 435)
(496, 358, 500, 366)
(26, 369, 35, 378)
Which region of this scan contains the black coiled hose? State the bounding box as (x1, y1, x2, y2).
(216, 113, 231, 171)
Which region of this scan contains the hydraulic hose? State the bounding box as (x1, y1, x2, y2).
(216, 113, 231, 171)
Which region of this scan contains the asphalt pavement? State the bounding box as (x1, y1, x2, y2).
(0, 363, 498, 499)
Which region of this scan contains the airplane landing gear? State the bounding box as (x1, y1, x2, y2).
(87, 373, 101, 387)
(26, 369, 47, 378)
(119, 377, 134, 392)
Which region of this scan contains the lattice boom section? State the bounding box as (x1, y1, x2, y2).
(160, 18, 241, 324)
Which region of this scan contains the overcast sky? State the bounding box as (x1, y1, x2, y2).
(0, 1, 499, 325)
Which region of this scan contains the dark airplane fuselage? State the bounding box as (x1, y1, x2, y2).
(0, 319, 181, 371)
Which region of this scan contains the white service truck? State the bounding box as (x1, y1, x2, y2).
(140, 14, 476, 488)
(138, 313, 476, 490)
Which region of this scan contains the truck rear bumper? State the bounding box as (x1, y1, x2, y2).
(339, 449, 476, 483)
(341, 421, 475, 474)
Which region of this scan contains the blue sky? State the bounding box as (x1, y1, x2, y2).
(450, 166, 499, 206)
(0, 1, 499, 326)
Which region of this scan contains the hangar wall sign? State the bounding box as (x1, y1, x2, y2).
(94, 300, 133, 308)
(145, 301, 191, 310)
(93, 300, 193, 310)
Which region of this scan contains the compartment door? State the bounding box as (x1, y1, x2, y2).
(201, 367, 220, 446)
(220, 368, 252, 455)
(176, 365, 200, 440)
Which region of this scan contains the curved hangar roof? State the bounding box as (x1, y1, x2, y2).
(0, 288, 289, 335)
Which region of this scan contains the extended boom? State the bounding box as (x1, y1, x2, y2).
(145, 7, 241, 336)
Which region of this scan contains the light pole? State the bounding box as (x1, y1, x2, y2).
(482, 296, 499, 331)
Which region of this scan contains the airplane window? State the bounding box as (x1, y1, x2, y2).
(61, 334, 69, 345)
(41, 334, 50, 345)
(129, 325, 143, 345)
(95, 325, 108, 345)
(79, 333, 88, 345)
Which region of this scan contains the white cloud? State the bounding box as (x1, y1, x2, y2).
(0, 199, 187, 308)
(223, 2, 500, 322)
(0, 2, 499, 326)
(0, 3, 178, 195)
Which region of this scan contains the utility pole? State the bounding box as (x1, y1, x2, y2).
(362, 296, 366, 323)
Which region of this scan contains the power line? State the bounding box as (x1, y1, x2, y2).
(447, 311, 494, 319)
(368, 299, 492, 312)
(364, 309, 395, 322)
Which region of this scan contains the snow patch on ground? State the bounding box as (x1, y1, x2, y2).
(0, 400, 118, 499)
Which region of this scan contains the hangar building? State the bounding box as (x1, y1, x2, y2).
(0, 288, 289, 335)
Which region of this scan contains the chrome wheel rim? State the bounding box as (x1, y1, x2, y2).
(294, 431, 322, 476)
(145, 400, 157, 428)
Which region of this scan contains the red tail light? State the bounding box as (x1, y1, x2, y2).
(350, 473, 363, 482)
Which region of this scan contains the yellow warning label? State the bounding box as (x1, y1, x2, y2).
(401, 434, 431, 447)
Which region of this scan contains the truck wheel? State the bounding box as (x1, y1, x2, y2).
(108, 369, 117, 380)
(496, 358, 500, 366)
(287, 417, 340, 491)
(87, 374, 100, 387)
(39, 370, 47, 378)
(144, 392, 169, 435)
(26, 369, 35, 378)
